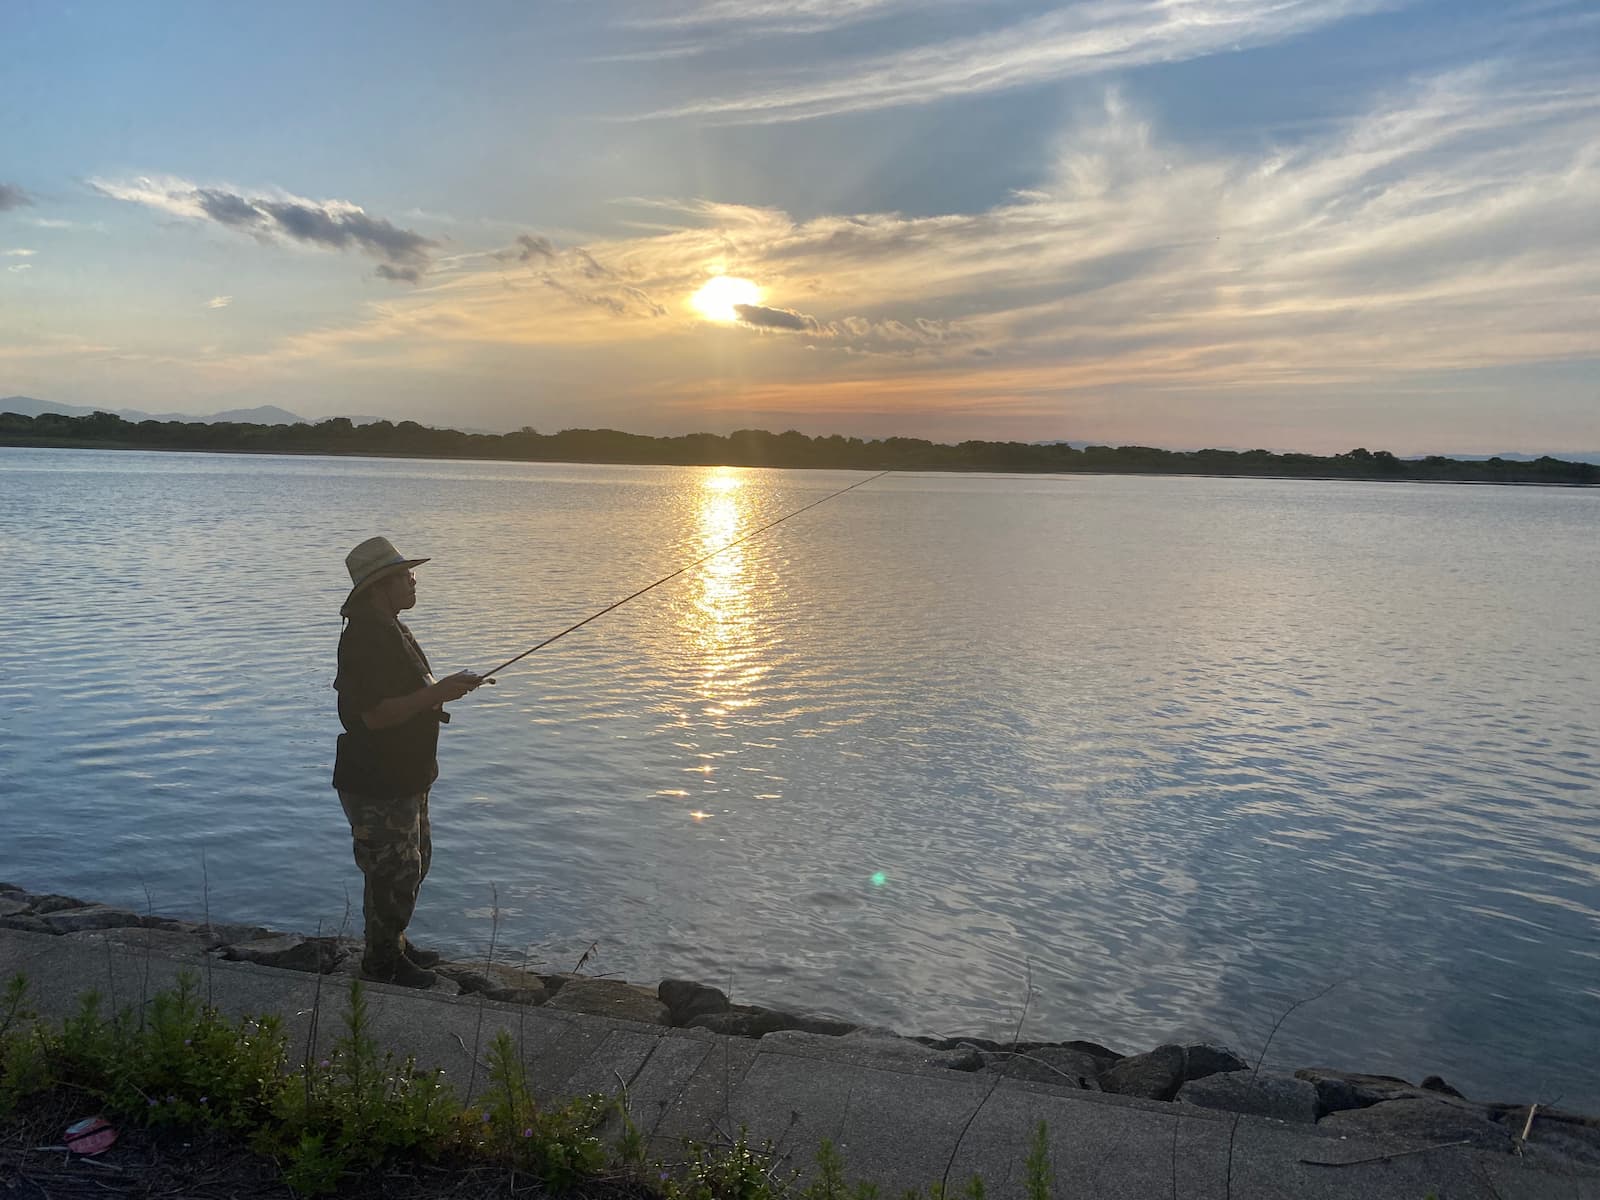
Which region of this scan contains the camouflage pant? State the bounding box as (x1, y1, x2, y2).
(338, 789, 432, 969)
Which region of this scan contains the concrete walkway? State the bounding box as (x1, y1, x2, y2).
(2, 928, 1593, 1200)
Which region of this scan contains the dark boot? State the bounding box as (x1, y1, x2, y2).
(361, 955, 436, 989)
(402, 941, 442, 968)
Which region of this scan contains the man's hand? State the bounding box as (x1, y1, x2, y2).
(434, 671, 484, 702)
(361, 672, 485, 730)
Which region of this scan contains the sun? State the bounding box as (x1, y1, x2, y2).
(690, 275, 761, 322)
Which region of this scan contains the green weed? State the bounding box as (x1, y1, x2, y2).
(43, 971, 287, 1133)
(1, 969, 1068, 1200)
(800, 1139, 881, 1200)
(263, 979, 459, 1192)
(472, 1028, 610, 1188)
(1024, 1121, 1053, 1200)
(0, 974, 46, 1117)
(667, 1126, 792, 1200)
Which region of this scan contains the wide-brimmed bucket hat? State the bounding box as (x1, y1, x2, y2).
(341, 536, 429, 614)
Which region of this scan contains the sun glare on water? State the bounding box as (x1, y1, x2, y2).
(690, 275, 761, 322)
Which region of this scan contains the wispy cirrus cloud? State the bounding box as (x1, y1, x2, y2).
(494, 233, 556, 262)
(88, 176, 438, 282)
(199, 58, 1598, 446)
(596, 0, 953, 60)
(630, 0, 1398, 123)
(621, 0, 935, 33)
(205, 295, 232, 309)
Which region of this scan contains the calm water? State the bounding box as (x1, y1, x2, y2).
(2, 448, 1597, 1107)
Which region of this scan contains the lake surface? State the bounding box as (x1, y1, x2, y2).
(3, 447, 1597, 1107)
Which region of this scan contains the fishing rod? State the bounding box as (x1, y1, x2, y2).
(479, 469, 891, 681)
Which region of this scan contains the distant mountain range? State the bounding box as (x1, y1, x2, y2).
(0, 396, 386, 427)
(6, 396, 1597, 464)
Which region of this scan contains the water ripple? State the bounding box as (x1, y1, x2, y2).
(2, 450, 1597, 1107)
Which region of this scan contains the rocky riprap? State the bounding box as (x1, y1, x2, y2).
(4, 882, 1597, 1171)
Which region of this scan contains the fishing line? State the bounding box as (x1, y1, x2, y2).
(479, 469, 891, 680)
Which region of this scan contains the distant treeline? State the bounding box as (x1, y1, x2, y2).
(3, 408, 1595, 485)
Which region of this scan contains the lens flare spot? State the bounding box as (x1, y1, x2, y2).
(870, 871, 888, 887)
(690, 810, 711, 821)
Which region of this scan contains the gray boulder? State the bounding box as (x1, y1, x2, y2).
(1321, 1098, 1512, 1151)
(543, 977, 671, 1026)
(1184, 1044, 1249, 1082)
(1178, 1070, 1318, 1124)
(1295, 1068, 1466, 1107)
(1099, 1043, 1186, 1101)
(1294, 1067, 1478, 1119)
(0, 896, 31, 919)
(658, 979, 731, 1025)
(686, 1005, 856, 1039)
(440, 962, 549, 1005)
(39, 906, 146, 934)
(222, 934, 346, 974)
(981, 1046, 1104, 1087)
(30, 894, 90, 914)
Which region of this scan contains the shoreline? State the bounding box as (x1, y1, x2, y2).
(4, 880, 1595, 1142)
(4, 438, 1598, 489)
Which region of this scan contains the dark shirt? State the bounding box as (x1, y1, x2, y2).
(332, 611, 443, 799)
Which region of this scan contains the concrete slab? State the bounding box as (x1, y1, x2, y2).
(618, 1034, 716, 1139)
(649, 1034, 763, 1150)
(726, 1048, 1000, 1186)
(1, 928, 1595, 1200)
(564, 1027, 672, 1100)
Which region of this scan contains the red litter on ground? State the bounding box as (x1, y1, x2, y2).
(63, 1115, 117, 1155)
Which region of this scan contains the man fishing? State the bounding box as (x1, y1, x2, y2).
(334, 536, 483, 988)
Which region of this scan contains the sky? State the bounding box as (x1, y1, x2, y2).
(2, 0, 1597, 454)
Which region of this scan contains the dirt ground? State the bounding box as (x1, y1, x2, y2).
(0, 1088, 649, 1200)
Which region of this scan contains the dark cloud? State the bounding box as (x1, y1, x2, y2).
(495, 233, 556, 262)
(735, 303, 821, 332)
(256, 200, 434, 267)
(93, 179, 436, 283)
(0, 183, 33, 211)
(195, 188, 266, 227)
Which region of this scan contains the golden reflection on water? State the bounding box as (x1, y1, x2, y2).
(687, 467, 767, 716)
